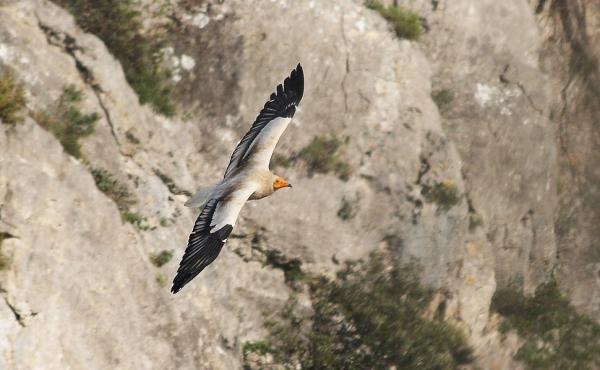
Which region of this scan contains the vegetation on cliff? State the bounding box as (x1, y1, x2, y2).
(90, 167, 150, 230)
(52, 0, 174, 116)
(272, 136, 352, 181)
(244, 253, 473, 369)
(421, 180, 461, 212)
(366, 1, 422, 40)
(492, 280, 600, 369)
(35, 85, 99, 159)
(0, 67, 26, 125)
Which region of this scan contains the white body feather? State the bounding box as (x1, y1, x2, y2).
(185, 116, 291, 209)
(209, 181, 259, 232)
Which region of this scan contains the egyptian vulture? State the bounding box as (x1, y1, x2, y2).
(172, 64, 304, 293)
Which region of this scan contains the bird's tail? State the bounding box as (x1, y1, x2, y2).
(184, 183, 222, 208)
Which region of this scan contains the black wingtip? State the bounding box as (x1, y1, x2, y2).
(269, 63, 304, 118)
(171, 273, 189, 294)
(171, 268, 188, 294)
(170, 199, 232, 294)
(288, 63, 304, 106)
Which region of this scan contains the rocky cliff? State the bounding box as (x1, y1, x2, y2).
(0, 0, 598, 369)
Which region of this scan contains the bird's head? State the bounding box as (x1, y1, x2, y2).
(273, 176, 292, 191)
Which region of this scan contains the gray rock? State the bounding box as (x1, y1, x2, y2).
(1, 0, 598, 369)
(421, 0, 557, 293)
(535, 0, 600, 320)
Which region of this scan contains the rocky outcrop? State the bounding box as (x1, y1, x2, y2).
(0, 2, 289, 369)
(0, 0, 598, 369)
(419, 0, 557, 292)
(536, 0, 600, 319)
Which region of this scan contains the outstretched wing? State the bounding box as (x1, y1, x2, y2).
(223, 64, 304, 178)
(171, 182, 257, 293)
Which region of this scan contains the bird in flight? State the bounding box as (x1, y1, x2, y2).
(172, 64, 304, 293)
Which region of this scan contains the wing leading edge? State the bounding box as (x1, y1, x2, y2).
(223, 64, 304, 178)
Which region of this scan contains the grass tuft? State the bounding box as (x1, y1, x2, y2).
(35, 85, 99, 159)
(366, 1, 422, 40)
(422, 180, 461, 212)
(468, 214, 483, 231)
(52, 0, 174, 116)
(122, 211, 151, 231)
(91, 167, 151, 231)
(432, 89, 454, 110)
(154, 169, 191, 196)
(265, 250, 310, 287)
(0, 68, 26, 125)
(155, 272, 167, 287)
(150, 250, 174, 267)
(298, 136, 352, 181)
(243, 341, 273, 358)
(246, 254, 473, 369)
(492, 280, 600, 369)
(91, 168, 133, 210)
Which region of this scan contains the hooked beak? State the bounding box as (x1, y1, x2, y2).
(274, 179, 293, 190)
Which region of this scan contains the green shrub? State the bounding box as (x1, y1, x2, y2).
(248, 254, 473, 369)
(422, 180, 461, 212)
(52, 0, 174, 116)
(153, 169, 191, 196)
(492, 280, 600, 369)
(468, 213, 483, 231)
(36, 85, 99, 159)
(337, 197, 358, 220)
(243, 341, 272, 358)
(366, 1, 422, 40)
(432, 89, 454, 110)
(265, 250, 310, 287)
(91, 168, 132, 210)
(271, 153, 293, 169)
(298, 136, 352, 181)
(91, 167, 152, 231)
(155, 272, 167, 287)
(0, 68, 26, 125)
(122, 211, 151, 231)
(150, 249, 174, 267)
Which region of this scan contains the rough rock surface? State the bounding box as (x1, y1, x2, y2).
(0, 2, 289, 369)
(0, 0, 598, 369)
(419, 0, 557, 294)
(535, 0, 600, 319)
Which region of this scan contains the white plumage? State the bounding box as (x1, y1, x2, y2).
(210, 181, 258, 233)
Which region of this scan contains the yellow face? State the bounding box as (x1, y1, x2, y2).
(273, 177, 291, 190)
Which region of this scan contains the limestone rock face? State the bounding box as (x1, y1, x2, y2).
(0, 0, 597, 369)
(417, 0, 557, 292)
(535, 0, 600, 319)
(0, 2, 289, 369)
